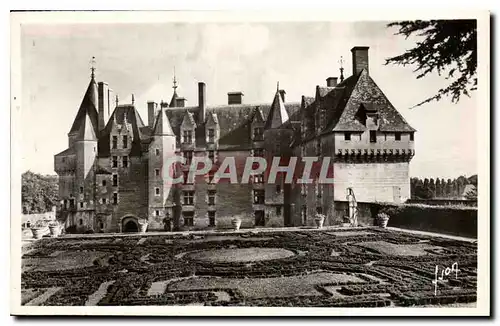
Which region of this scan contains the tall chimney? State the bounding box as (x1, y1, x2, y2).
(326, 77, 338, 87)
(198, 82, 206, 124)
(147, 101, 159, 128)
(98, 82, 110, 131)
(227, 92, 244, 105)
(279, 90, 286, 102)
(351, 46, 369, 75)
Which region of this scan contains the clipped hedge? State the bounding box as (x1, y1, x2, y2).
(372, 203, 477, 238)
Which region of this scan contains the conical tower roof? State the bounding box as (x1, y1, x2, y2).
(153, 107, 175, 136)
(69, 76, 99, 138)
(265, 86, 289, 129)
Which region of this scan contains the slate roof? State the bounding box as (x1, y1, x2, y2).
(97, 105, 149, 157)
(164, 101, 300, 150)
(68, 77, 99, 139)
(55, 147, 75, 157)
(153, 108, 175, 136)
(265, 90, 290, 129)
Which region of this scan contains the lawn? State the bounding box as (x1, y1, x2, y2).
(20, 228, 477, 307)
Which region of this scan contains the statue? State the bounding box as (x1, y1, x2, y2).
(346, 187, 358, 227)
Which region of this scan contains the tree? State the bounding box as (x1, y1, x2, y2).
(21, 171, 58, 214)
(386, 20, 477, 107)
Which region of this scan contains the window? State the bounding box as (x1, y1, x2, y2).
(79, 219, 83, 225)
(183, 130, 193, 144)
(102, 198, 107, 205)
(253, 127, 263, 141)
(80, 186, 84, 194)
(112, 174, 118, 187)
(395, 132, 401, 141)
(183, 212, 194, 226)
(155, 169, 160, 177)
(253, 190, 265, 204)
(208, 151, 216, 163)
(155, 148, 160, 156)
(369, 130, 377, 143)
(112, 136, 118, 149)
(316, 206, 323, 214)
(253, 148, 264, 157)
(113, 192, 118, 205)
(63, 199, 68, 209)
(122, 156, 129, 168)
(410, 133, 414, 141)
(207, 129, 215, 143)
(69, 199, 75, 208)
(102, 180, 106, 187)
(155, 187, 160, 196)
(344, 132, 351, 141)
(80, 202, 84, 208)
(183, 151, 193, 165)
(208, 190, 216, 205)
(208, 211, 216, 227)
(276, 185, 281, 193)
(276, 206, 282, 215)
(183, 191, 194, 205)
(99, 222, 104, 229)
(155, 210, 160, 217)
(207, 171, 215, 183)
(253, 174, 264, 184)
(183, 171, 192, 184)
(112, 156, 118, 168)
(123, 135, 128, 148)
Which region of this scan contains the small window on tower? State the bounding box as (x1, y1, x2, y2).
(155, 148, 160, 156)
(80, 202, 84, 208)
(155, 169, 160, 177)
(395, 132, 402, 141)
(102, 180, 106, 187)
(410, 133, 414, 141)
(369, 130, 377, 143)
(80, 186, 84, 194)
(344, 132, 351, 141)
(102, 198, 107, 204)
(113, 192, 118, 205)
(123, 135, 128, 148)
(155, 187, 160, 196)
(112, 136, 118, 149)
(155, 210, 160, 216)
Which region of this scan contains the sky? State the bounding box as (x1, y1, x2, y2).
(19, 21, 478, 179)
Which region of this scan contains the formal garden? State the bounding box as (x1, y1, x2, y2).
(21, 227, 477, 307)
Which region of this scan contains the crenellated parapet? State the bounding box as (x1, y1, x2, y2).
(335, 148, 415, 163)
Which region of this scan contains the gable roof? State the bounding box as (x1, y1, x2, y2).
(68, 77, 99, 138)
(153, 108, 175, 136)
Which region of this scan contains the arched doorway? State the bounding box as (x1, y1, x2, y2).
(121, 216, 139, 233)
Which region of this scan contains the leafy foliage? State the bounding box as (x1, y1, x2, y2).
(410, 175, 477, 199)
(386, 20, 477, 107)
(21, 171, 58, 214)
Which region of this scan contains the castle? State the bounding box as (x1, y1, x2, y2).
(54, 46, 416, 233)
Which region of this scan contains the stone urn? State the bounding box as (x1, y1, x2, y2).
(48, 222, 61, 238)
(376, 213, 390, 228)
(138, 219, 149, 234)
(31, 227, 46, 239)
(231, 217, 242, 231)
(314, 214, 326, 229)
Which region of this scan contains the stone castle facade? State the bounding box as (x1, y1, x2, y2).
(54, 46, 415, 233)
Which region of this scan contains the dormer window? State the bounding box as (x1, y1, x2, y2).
(112, 136, 118, 149)
(207, 129, 215, 143)
(123, 135, 128, 148)
(253, 127, 263, 141)
(183, 130, 193, 144)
